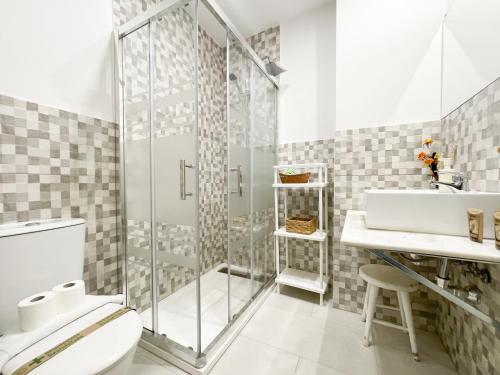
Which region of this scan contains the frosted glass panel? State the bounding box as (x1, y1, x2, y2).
(122, 25, 153, 329)
(152, 3, 199, 352)
(228, 35, 253, 319)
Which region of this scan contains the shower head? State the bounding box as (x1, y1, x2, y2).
(263, 57, 286, 77)
(229, 72, 249, 96)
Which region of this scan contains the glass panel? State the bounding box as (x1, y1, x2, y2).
(251, 63, 277, 294)
(151, 1, 199, 351)
(196, 1, 229, 352)
(227, 35, 253, 320)
(122, 24, 153, 328)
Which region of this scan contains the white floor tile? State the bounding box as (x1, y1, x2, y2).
(129, 351, 186, 375)
(127, 362, 179, 375)
(294, 358, 350, 375)
(372, 325, 457, 375)
(240, 304, 378, 375)
(264, 287, 316, 317)
(310, 303, 364, 333)
(210, 335, 299, 375)
(375, 346, 457, 375)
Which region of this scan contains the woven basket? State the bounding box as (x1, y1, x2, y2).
(279, 172, 311, 184)
(286, 216, 316, 235)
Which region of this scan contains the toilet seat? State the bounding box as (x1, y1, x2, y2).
(3, 303, 142, 375)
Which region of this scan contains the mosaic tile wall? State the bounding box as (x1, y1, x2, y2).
(113, 0, 158, 28)
(0, 95, 120, 295)
(247, 26, 280, 64)
(437, 78, 500, 375)
(125, 219, 196, 311)
(198, 27, 227, 271)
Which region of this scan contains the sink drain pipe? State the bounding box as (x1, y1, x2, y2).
(436, 258, 450, 288)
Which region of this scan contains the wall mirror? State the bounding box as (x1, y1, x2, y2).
(441, 0, 500, 117)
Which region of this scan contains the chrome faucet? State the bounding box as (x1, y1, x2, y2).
(429, 172, 468, 192)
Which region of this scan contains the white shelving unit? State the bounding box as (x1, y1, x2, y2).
(273, 163, 329, 305)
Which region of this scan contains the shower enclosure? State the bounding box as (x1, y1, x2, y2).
(116, 0, 278, 368)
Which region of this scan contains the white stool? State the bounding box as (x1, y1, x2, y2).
(359, 264, 419, 361)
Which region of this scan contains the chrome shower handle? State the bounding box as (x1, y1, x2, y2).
(180, 159, 194, 200)
(230, 165, 242, 197)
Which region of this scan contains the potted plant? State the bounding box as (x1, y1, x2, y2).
(417, 138, 440, 181)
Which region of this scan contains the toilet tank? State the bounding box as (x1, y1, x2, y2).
(0, 218, 86, 335)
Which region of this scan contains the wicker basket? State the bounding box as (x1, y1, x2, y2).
(279, 172, 311, 184)
(286, 216, 316, 235)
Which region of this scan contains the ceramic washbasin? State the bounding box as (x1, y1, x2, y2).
(366, 189, 500, 239)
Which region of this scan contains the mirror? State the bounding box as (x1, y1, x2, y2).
(441, 0, 500, 117)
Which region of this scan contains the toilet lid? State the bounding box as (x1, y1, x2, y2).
(3, 303, 142, 375)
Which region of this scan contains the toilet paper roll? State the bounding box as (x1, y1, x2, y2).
(52, 280, 86, 314)
(17, 291, 57, 332)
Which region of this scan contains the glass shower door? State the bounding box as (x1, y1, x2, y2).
(151, 2, 200, 353)
(227, 34, 278, 320)
(251, 63, 277, 290)
(227, 35, 253, 319)
(120, 0, 201, 356)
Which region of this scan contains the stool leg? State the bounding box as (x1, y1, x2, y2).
(363, 285, 379, 347)
(400, 291, 419, 361)
(397, 291, 407, 330)
(361, 284, 371, 322)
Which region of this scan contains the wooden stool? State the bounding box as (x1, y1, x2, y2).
(359, 264, 419, 361)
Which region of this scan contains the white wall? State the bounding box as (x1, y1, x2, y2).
(278, 2, 336, 144)
(336, 0, 447, 131)
(0, 0, 114, 122)
(442, 0, 500, 116)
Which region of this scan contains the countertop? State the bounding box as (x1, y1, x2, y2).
(340, 210, 500, 264)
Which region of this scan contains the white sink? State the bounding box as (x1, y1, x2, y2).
(366, 189, 500, 239)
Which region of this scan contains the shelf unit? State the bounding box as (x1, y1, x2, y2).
(273, 163, 329, 305)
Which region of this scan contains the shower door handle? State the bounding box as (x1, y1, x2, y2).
(180, 159, 194, 200)
(230, 165, 242, 197)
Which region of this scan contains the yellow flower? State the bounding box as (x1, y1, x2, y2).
(423, 138, 433, 145)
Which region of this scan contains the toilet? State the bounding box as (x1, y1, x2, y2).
(0, 219, 143, 375)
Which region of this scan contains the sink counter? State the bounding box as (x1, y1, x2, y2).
(341, 210, 500, 264)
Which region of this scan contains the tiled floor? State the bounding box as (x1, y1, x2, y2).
(128, 286, 458, 375)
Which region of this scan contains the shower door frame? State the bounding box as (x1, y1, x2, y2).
(115, 0, 279, 369)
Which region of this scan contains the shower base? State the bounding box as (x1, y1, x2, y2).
(139, 263, 265, 352)
(140, 278, 274, 375)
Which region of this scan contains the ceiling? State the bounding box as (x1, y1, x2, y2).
(212, 0, 334, 37)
